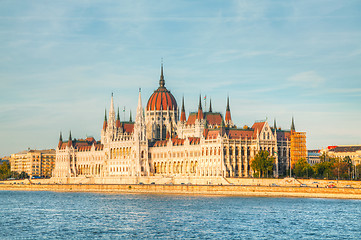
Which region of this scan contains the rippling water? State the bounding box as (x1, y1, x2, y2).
(1, 191, 361, 239)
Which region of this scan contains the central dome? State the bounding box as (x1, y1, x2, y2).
(146, 65, 178, 111)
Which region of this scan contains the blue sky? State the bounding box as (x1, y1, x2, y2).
(1, 0, 361, 156)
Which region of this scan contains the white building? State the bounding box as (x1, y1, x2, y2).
(52, 65, 295, 181)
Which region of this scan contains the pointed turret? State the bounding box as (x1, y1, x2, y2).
(103, 109, 107, 131)
(67, 130, 73, 147)
(108, 93, 115, 129)
(129, 110, 133, 122)
(159, 63, 165, 88)
(116, 107, 121, 128)
(274, 119, 277, 130)
(209, 98, 213, 112)
(134, 88, 146, 141)
(180, 96, 186, 122)
(197, 95, 204, 120)
(225, 96, 232, 126)
(58, 131, 63, 149)
(291, 116, 296, 132)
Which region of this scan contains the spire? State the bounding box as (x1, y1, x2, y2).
(103, 109, 107, 131)
(209, 98, 213, 112)
(108, 93, 115, 129)
(225, 96, 232, 124)
(272, 120, 277, 131)
(198, 95, 202, 111)
(58, 131, 63, 149)
(67, 130, 73, 147)
(291, 116, 296, 132)
(197, 95, 204, 120)
(226, 95, 230, 111)
(180, 96, 186, 122)
(159, 62, 165, 88)
(129, 110, 133, 122)
(116, 107, 121, 128)
(135, 89, 144, 123)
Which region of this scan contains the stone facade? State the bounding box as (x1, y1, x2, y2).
(53, 66, 302, 180)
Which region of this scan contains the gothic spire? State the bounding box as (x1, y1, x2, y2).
(159, 63, 165, 88)
(103, 109, 108, 131)
(291, 116, 296, 132)
(180, 96, 186, 122)
(116, 107, 121, 128)
(59, 131, 63, 142)
(209, 98, 213, 112)
(69, 130, 72, 141)
(197, 95, 204, 120)
(274, 119, 277, 130)
(129, 110, 133, 122)
(225, 96, 232, 124)
(226, 95, 230, 111)
(198, 95, 202, 111)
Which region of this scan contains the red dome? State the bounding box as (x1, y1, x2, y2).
(146, 64, 178, 111)
(147, 87, 178, 111)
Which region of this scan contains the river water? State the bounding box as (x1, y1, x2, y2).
(0, 191, 360, 239)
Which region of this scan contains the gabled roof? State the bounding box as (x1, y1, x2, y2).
(251, 121, 266, 138)
(186, 113, 197, 125)
(204, 112, 223, 126)
(121, 122, 134, 134)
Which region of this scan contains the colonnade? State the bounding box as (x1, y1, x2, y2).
(77, 164, 102, 176)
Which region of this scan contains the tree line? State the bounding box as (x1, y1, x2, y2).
(250, 150, 361, 180)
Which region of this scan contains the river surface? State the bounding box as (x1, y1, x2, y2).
(0, 191, 361, 239)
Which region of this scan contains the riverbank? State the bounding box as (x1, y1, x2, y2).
(1, 183, 361, 199)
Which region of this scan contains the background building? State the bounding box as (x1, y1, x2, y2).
(321, 145, 361, 165)
(10, 149, 55, 178)
(307, 150, 321, 165)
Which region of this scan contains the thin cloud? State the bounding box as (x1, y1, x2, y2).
(288, 71, 325, 88)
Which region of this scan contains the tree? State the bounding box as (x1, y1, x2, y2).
(251, 150, 275, 178)
(0, 162, 11, 180)
(294, 158, 313, 178)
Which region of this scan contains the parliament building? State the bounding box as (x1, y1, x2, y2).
(53, 65, 304, 182)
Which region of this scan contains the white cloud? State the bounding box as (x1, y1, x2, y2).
(288, 71, 325, 88)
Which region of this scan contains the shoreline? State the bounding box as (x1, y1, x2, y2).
(1, 183, 361, 200)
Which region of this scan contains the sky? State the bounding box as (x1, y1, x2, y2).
(1, 0, 361, 157)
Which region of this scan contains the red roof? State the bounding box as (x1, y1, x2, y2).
(186, 113, 197, 125)
(205, 113, 222, 126)
(251, 122, 265, 138)
(59, 138, 103, 151)
(122, 123, 134, 134)
(206, 129, 221, 139)
(146, 87, 177, 111)
(227, 129, 253, 139)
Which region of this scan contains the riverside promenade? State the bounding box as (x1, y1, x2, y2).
(2, 179, 361, 199)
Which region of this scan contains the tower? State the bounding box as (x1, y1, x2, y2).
(145, 63, 178, 141)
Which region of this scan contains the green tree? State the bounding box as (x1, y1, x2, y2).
(0, 162, 11, 180)
(251, 150, 275, 178)
(293, 158, 313, 178)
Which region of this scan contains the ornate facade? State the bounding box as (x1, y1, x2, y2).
(53, 65, 299, 180)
